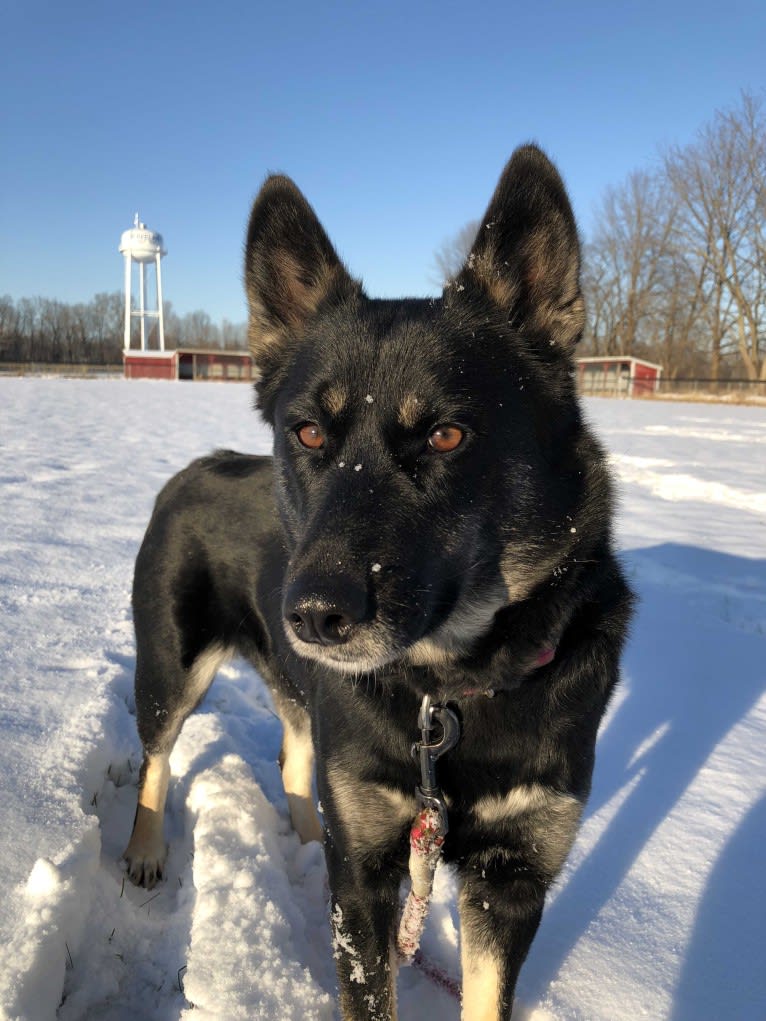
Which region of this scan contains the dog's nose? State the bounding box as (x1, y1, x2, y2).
(285, 579, 368, 646)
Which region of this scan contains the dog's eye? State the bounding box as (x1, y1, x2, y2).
(296, 422, 325, 449)
(427, 425, 464, 453)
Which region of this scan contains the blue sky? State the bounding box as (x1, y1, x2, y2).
(2, 0, 764, 325)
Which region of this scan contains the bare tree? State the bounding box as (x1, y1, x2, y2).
(584, 170, 678, 357)
(0, 295, 18, 359)
(665, 92, 766, 380)
(431, 220, 480, 286)
(0, 292, 248, 364)
(582, 92, 765, 381)
(220, 317, 248, 349)
(581, 241, 621, 356)
(88, 292, 124, 361)
(179, 309, 219, 348)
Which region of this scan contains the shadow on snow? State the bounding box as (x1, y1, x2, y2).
(520, 543, 766, 1017)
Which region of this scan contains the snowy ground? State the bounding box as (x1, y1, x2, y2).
(0, 378, 764, 1021)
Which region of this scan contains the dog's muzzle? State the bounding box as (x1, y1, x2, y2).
(284, 573, 369, 648)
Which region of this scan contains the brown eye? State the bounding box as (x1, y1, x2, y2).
(296, 422, 325, 449)
(427, 424, 464, 453)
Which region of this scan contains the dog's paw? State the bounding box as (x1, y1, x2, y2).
(123, 836, 168, 889)
(123, 853, 165, 889)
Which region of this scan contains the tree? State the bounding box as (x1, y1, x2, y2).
(179, 309, 219, 348)
(220, 317, 248, 349)
(0, 291, 247, 364)
(583, 170, 678, 358)
(0, 295, 18, 359)
(431, 220, 480, 286)
(580, 91, 766, 382)
(664, 92, 766, 380)
(89, 292, 124, 361)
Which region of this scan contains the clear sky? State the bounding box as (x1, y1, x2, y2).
(2, 0, 764, 325)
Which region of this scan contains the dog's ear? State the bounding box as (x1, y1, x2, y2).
(451, 145, 585, 349)
(245, 175, 360, 367)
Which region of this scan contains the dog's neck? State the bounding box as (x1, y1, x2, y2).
(407, 550, 602, 701)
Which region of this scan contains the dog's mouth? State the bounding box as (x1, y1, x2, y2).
(281, 551, 510, 676)
(283, 578, 508, 675)
(283, 618, 402, 674)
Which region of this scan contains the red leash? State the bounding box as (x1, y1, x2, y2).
(396, 653, 558, 1000)
(397, 805, 462, 1000)
(397, 807, 445, 962)
(412, 949, 461, 1000)
(396, 697, 464, 999)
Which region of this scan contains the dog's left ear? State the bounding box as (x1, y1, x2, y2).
(245, 175, 360, 368)
(451, 145, 585, 349)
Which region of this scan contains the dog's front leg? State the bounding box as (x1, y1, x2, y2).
(326, 846, 402, 1021)
(321, 762, 413, 1019)
(458, 860, 546, 1021)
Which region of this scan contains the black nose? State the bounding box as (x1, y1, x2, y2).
(285, 577, 368, 647)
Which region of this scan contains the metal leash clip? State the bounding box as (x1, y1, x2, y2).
(411, 694, 460, 833)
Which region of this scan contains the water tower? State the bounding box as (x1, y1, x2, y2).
(119, 214, 166, 351)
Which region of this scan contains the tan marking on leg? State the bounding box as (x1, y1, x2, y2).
(155, 643, 230, 749)
(461, 946, 502, 1021)
(473, 782, 550, 824)
(473, 783, 580, 824)
(460, 882, 502, 1021)
(138, 751, 171, 813)
(124, 645, 229, 888)
(280, 719, 323, 843)
(123, 752, 171, 888)
(327, 764, 416, 853)
(472, 784, 582, 882)
(184, 643, 229, 714)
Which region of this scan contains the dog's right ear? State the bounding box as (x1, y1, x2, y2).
(245, 175, 359, 373)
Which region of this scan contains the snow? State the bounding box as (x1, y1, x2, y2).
(0, 378, 764, 1020)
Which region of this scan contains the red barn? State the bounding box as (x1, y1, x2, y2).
(576, 356, 663, 397)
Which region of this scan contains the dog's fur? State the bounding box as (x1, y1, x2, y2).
(123, 145, 634, 1019)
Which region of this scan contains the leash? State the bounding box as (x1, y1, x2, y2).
(396, 695, 459, 969)
(395, 646, 557, 993)
(412, 949, 461, 1000)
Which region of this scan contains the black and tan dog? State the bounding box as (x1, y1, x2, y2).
(123, 145, 633, 1019)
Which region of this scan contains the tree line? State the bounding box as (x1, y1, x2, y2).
(435, 92, 766, 381)
(0, 291, 247, 365)
(3, 92, 763, 379)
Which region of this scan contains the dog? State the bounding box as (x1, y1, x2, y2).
(123, 144, 634, 1020)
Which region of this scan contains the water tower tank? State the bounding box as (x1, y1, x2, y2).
(120, 213, 167, 353)
(119, 215, 166, 263)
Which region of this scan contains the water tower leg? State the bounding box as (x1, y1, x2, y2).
(156, 252, 165, 351)
(139, 262, 146, 350)
(123, 254, 132, 349)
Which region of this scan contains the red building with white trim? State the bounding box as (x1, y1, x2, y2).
(124, 348, 254, 381)
(576, 356, 663, 397)
(123, 349, 177, 380)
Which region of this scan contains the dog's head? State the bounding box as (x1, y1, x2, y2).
(245, 145, 601, 675)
